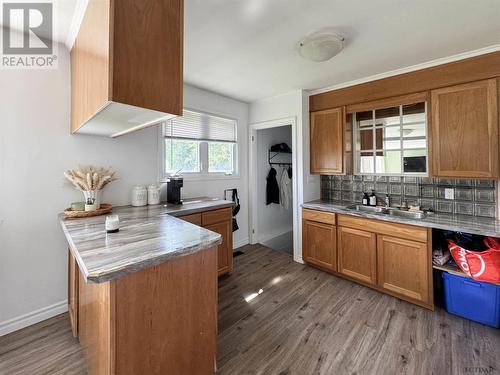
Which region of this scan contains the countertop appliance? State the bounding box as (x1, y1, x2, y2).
(166, 176, 183, 204)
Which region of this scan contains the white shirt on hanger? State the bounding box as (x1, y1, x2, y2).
(280, 167, 292, 210)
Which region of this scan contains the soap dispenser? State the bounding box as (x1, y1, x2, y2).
(369, 190, 377, 207)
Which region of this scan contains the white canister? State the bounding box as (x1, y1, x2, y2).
(131, 185, 148, 206)
(147, 184, 161, 205)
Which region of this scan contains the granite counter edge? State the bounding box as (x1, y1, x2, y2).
(84, 234, 222, 283)
(59, 214, 224, 284)
(302, 202, 500, 237)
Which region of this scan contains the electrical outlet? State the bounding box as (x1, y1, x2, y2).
(444, 188, 454, 200)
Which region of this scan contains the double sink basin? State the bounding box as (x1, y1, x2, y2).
(347, 205, 426, 220)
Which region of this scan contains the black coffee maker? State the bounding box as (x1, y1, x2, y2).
(166, 176, 183, 204)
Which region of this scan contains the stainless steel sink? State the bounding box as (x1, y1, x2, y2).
(347, 205, 388, 214)
(347, 205, 426, 220)
(387, 209, 426, 220)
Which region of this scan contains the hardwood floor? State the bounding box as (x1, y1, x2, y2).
(0, 313, 86, 374)
(1, 244, 499, 374)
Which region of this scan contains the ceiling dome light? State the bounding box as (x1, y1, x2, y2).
(298, 31, 344, 62)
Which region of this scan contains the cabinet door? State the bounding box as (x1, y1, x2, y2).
(310, 107, 344, 174)
(205, 220, 233, 276)
(68, 249, 79, 337)
(302, 220, 337, 271)
(377, 235, 430, 305)
(431, 79, 498, 178)
(337, 226, 377, 285)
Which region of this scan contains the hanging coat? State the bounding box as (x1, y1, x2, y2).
(266, 167, 280, 205)
(231, 189, 240, 232)
(280, 167, 292, 210)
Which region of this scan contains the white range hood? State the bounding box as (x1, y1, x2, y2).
(74, 102, 177, 138)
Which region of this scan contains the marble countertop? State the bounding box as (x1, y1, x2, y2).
(60, 197, 233, 283)
(302, 200, 500, 237)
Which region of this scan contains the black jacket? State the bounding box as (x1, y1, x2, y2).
(266, 168, 280, 205)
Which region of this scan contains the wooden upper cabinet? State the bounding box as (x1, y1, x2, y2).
(71, 0, 183, 137)
(431, 79, 498, 178)
(310, 107, 347, 174)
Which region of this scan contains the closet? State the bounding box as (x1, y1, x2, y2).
(255, 125, 294, 254)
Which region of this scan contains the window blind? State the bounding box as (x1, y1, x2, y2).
(164, 110, 237, 143)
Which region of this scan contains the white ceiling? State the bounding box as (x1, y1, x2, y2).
(184, 0, 500, 102)
(5, 0, 499, 103)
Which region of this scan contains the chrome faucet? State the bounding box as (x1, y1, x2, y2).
(384, 194, 390, 208)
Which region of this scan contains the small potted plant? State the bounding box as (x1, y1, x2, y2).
(64, 165, 117, 211)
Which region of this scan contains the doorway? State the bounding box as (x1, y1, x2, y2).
(249, 117, 298, 257)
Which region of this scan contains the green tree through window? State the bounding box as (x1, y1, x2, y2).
(165, 139, 200, 173)
(208, 142, 234, 173)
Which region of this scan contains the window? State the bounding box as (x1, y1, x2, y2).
(353, 102, 428, 176)
(161, 110, 238, 178)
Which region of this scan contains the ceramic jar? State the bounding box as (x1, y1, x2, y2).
(131, 185, 148, 206)
(83, 189, 101, 211)
(147, 184, 161, 205)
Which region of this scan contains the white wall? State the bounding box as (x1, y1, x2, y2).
(249, 90, 320, 262)
(0, 45, 249, 335)
(256, 125, 293, 242)
(180, 85, 249, 249)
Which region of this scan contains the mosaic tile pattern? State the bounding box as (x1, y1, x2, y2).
(320, 176, 497, 218)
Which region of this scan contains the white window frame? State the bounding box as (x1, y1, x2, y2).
(353, 102, 429, 177)
(158, 108, 239, 182)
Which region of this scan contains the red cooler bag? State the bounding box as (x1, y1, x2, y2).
(448, 239, 500, 283)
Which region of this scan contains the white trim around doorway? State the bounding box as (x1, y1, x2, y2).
(248, 117, 299, 261)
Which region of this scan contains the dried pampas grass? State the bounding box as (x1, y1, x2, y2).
(64, 165, 117, 191)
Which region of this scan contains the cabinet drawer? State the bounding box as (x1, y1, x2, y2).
(178, 213, 202, 226)
(302, 209, 336, 225)
(202, 207, 232, 226)
(337, 214, 427, 243)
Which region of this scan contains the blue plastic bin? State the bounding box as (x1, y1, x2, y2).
(442, 272, 500, 328)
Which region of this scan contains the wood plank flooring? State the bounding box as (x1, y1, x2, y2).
(1, 244, 499, 374)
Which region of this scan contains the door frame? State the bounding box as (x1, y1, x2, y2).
(248, 116, 299, 260)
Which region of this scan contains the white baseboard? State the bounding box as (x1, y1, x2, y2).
(0, 300, 68, 337)
(233, 237, 249, 250)
(294, 255, 304, 264)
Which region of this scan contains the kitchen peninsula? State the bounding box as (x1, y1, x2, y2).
(59, 198, 233, 375)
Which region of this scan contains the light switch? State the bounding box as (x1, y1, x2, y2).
(444, 188, 454, 200)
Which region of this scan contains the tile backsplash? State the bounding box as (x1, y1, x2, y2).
(320, 175, 497, 218)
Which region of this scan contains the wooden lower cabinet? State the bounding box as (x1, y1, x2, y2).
(68, 249, 79, 337)
(178, 207, 233, 276)
(302, 210, 433, 309)
(377, 235, 431, 305)
(77, 246, 218, 375)
(337, 226, 377, 285)
(302, 219, 337, 271)
(179, 212, 202, 226)
(202, 208, 233, 276)
(205, 220, 233, 276)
